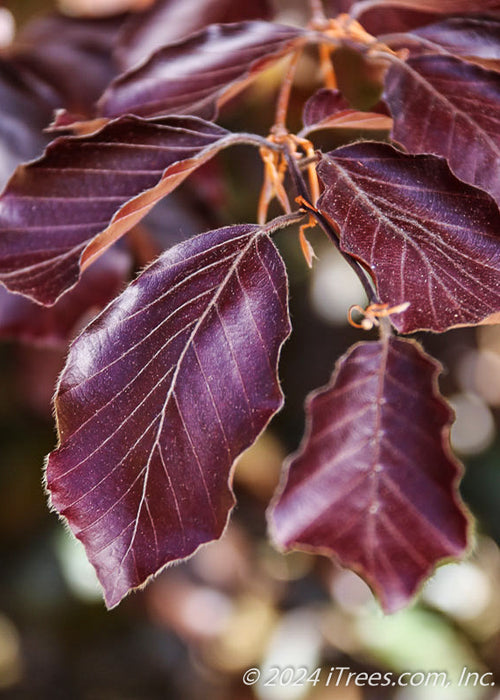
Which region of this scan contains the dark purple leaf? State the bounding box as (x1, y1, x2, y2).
(303, 89, 351, 126)
(269, 337, 469, 613)
(352, 0, 500, 12)
(0, 58, 53, 189)
(97, 21, 306, 120)
(0, 247, 130, 347)
(300, 88, 391, 137)
(46, 221, 291, 608)
(383, 54, 500, 205)
(0, 11, 130, 187)
(14, 12, 127, 116)
(316, 142, 500, 333)
(351, 0, 500, 34)
(324, 1, 357, 15)
(117, 0, 272, 70)
(353, 9, 440, 35)
(382, 18, 500, 74)
(412, 17, 500, 71)
(0, 115, 256, 306)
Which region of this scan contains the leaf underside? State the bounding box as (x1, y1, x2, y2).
(0, 115, 235, 306)
(270, 337, 469, 613)
(316, 142, 500, 333)
(46, 223, 290, 608)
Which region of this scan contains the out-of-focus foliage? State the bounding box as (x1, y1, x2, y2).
(0, 1, 499, 698)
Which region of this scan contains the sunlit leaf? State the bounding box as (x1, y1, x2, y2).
(46, 221, 291, 608)
(349, 1, 500, 34)
(382, 17, 500, 72)
(316, 142, 500, 333)
(0, 115, 259, 306)
(351, 0, 500, 24)
(270, 337, 470, 613)
(98, 21, 306, 120)
(411, 17, 500, 72)
(352, 0, 500, 10)
(383, 53, 500, 205)
(116, 0, 272, 70)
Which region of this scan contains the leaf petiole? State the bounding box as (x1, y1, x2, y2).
(295, 194, 379, 307)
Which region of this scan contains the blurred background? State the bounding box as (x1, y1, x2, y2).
(1, 1, 500, 698)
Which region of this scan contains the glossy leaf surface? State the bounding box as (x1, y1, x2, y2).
(316, 142, 500, 333)
(412, 17, 500, 71)
(382, 18, 500, 73)
(117, 0, 272, 70)
(383, 54, 500, 204)
(0, 116, 244, 306)
(351, 1, 500, 34)
(98, 21, 305, 120)
(46, 222, 290, 607)
(270, 337, 469, 613)
(351, 0, 500, 20)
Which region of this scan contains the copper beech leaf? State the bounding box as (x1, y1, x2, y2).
(349, 1, 500, 34)
(0, 10, 128, 183)
(316, 142, 500, 333)
(351, 9, 444, 36)
(45, 221, 291, 608)
(351, 0, 500, 21)
(299, 88, 392, 138)
(325, 1, 356, 14)
(116, 0, 272, 70)
(14, 12, 127, 117)
(0, 247, 131, 347)
(0, 57, 57, 189)
(410, 17, 500, 72)
(382, 18, 500, 73)
(269, 337, 470, 613)
(0, 115, 262, 306)
(302, 88, 351, 126)
(97, 21, 306, 120)
(383, 54, 500, 204)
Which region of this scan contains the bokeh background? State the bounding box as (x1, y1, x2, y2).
(1, 1, 500, 698)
